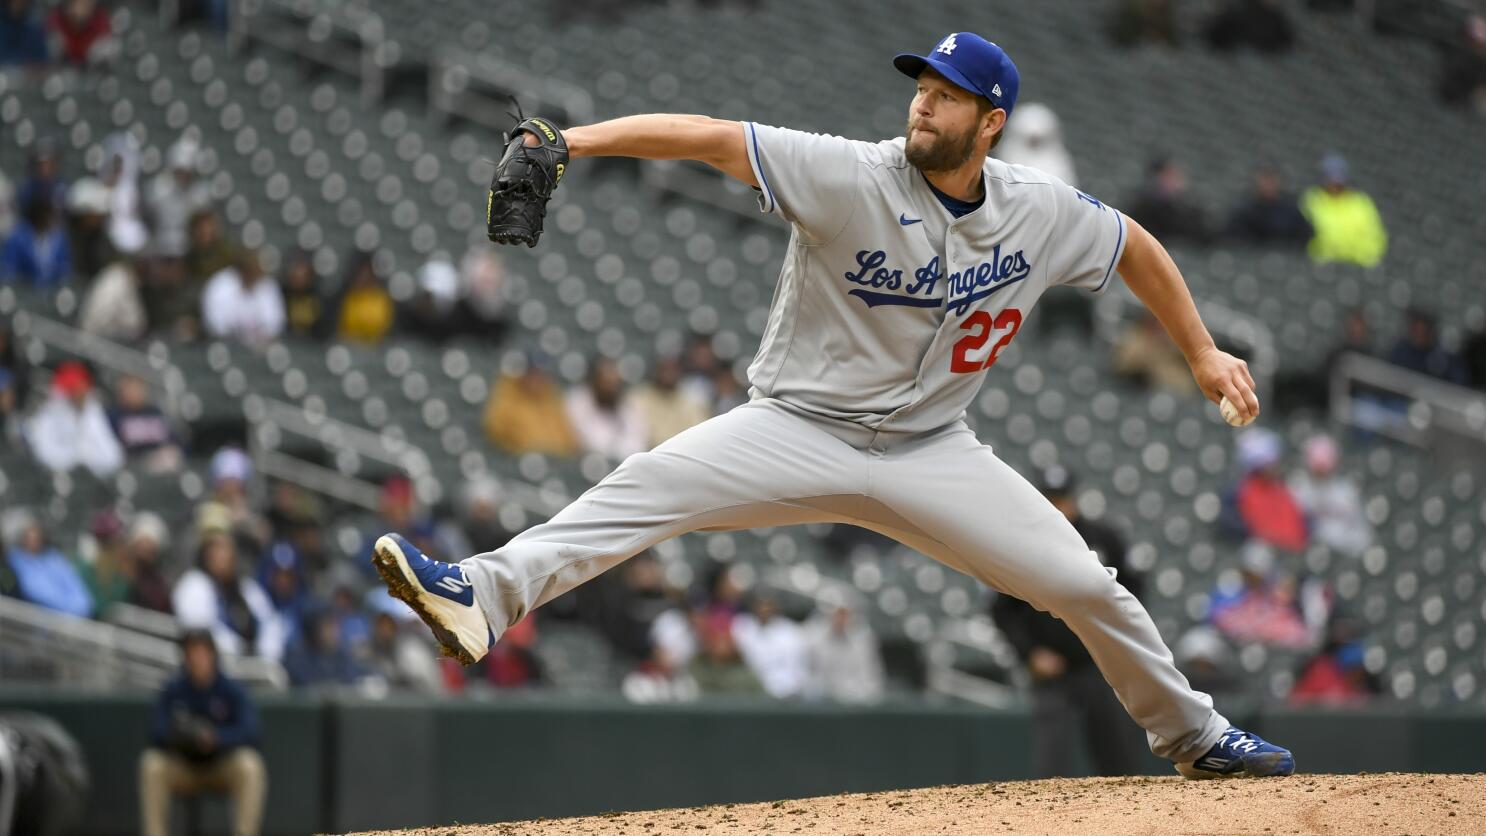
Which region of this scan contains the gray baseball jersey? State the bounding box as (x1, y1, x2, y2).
(742, 122, 1126, 433)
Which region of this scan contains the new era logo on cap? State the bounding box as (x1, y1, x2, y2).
(992, 83, 1002, 97)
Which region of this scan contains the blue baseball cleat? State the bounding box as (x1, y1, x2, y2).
(1177, 727, 1295, 779)
(371, 533, 493, 666)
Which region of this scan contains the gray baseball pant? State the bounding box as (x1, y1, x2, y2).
(460, 398, 1228, 761)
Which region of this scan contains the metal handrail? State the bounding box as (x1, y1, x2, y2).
(1330, 351, 1486, 446)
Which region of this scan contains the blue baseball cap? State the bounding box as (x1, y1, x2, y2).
(894, 32, 1020, 115)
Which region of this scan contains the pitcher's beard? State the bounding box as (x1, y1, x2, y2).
(905, 122, 978, 173)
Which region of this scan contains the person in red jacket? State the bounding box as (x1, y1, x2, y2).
(46, 0, 113, 66)
(1233, 428, 1309, 552)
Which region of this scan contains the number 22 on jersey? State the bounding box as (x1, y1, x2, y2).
(950, 308, 1023, 374)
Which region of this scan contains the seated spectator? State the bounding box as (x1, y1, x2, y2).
(460, 245, 509, 343)
(140, 630, 266, 836)
(78, 257, 147, 341)
(365, 610, 443, 693)
(1113, 310, 1197, 396)
(108, 373, 184, 472)
(1125, 157, 1210, 243)
(257, 540, 314, 648)
(1209, 542, 1313, 649)
(467, 613, 542, 690)
(1300, 153, 1387, 268)
(1289, 434, 1372, 557)
(46, 0, 114, 67)
(100, 132, 148, 255)
(204, 446, 272, 554)
(711, 365, 747, 414)
(16, 139, 66, 215)
(456, 478, 517, 556)
(632, 356, 711, 449)
(483, 354, 579, 456)
(732, 594, 808, 699)
(567, 357, 648, 460)
(1289, 617, 1379, 706)
(5, 514, 93, 618)
(1172, 626, 1242, 697)
(142, 256, 202, 340)
(123, 512, 174, 613)
(1109, 0, 1179, 48)
(145, 138, 210, 260)
(202, 251, 285, 345)
(690, 611, 764, 696)
(283, 609, 368, 688)
(573, 550, 673, 662)
(1438, 14, 1486, 111)
(183, 209, 236, 286)
(993, 102, 1077, 187)
(1, 194, 70, 289)
(1387, 307, 1468, 384)
(335, 252, 394, 344)
(65, 177, 116, 281)
(1204, 0, 1295, 53)
(1228, 428, 1308, 552)
(0, 0, 49, 66)
(802, 600, 884, 704)
(1226, 166, 1311, 245)
(172, 531, 286, 661)
(77, 508, 129, 612)
(679, 334, 722, 406)
(401, 258, 462, 343)
(24, 361, 125, 478)
(279, 250, 328, 338)
(327, 582, 372, 656)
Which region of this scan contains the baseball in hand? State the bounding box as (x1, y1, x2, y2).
(1219, 396, 1254, 427)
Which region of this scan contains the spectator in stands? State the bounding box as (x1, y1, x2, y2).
(16, 140, 66, 214)
(0, 0, 49, 66)
(571, 549, 673, 662)
(1290, 616, 1379, 705)
(1126, 157, 1211, 244)
(327, 581, 372, 655)
(201, 250, 286, 345)
(124, 512, 174, 613)
(993, 102, 1077, 187)
(1300, 153, 1387, 268)
(108, 373, 184, 472)
(1226, 165, 1311, 245)
(25, 360, 125, 477)
(79, 256, 148, 342)
(183, 209, 236, 286)
(1289, 434, 1372, 557)
(278, 250, 329, 337)
(257, 540, 313, 648)
(993, 466, 1144, 777)
(1438, 14, 1486, 112)
(172, 531, 286, 661)
(456, 478, 517, 556)
(366, 610, 444, 693)
(401, 257, 463, 343)
(1209, 541, 1313, 649)
(711, 365, 747, 414)
(632, 355, 711, 449)
(567, 357, 648, 460)
(203, 446, 272, 554)
(1228, 428, 1308, 552)
(460, 245, 509, 343)
(690, 610, 765, 696)
(1114, 310, 1198, 396)
(283, 608, 368, 688)
(680, 334, 721, 405)
(142, 256, 201, 340)
(77, 508, 130, 612)
(140, 630, 267, 836)
(46, 0, 114, 67)
(1, 193, 70, 289)
(65, 177, 116, 281)
(802, 599, 885, 704)
(731, 593, 808, 699)
(1109, 0, 1179, 48)
(101, 132, 148, 255)
(483, 353, 580, 456)
(1173, 626, 1242, 698)
(1204, 0, 1295, 53)
(1387, 307, 1468, 384)
(469, 613, 542, 690)
(5, 514, 93, 618)
(145, 138, 210, 260)
(335, 251, 394, 345)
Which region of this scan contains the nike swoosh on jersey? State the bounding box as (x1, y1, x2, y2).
(899, 214, 922, 226)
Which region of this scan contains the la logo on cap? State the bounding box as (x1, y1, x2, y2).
(936, 34, 957, 55)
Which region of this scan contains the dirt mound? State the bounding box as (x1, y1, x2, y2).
(347, 772, 1483, 835)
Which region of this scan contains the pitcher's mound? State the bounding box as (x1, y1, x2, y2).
(348, 772, 1483, 835)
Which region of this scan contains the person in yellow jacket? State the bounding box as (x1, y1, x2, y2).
(483, 353, 579, 457)
(1300, 153, 1387, 268)
(336, 252, 395, 344)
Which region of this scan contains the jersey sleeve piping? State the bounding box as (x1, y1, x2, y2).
(744, 121, 778, 215)
(1092, 210, 1128, 293)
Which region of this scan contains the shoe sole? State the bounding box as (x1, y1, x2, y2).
(1176, 751, 1296, 780)
(371, 536, 482, 667)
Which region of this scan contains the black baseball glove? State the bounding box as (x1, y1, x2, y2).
(486, 117, 569, 247)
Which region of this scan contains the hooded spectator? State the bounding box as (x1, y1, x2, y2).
(202, 250, 285, 344)
(46, 0, 114, 66)
(1, 193, 70, 288)
(146, 137, 211, 259)
(994, 102, 1077, 187)
(108, 373, 183, 471)
(123, 512, 174, 613)
(335, 251, 394, 344)
(257, 540, 314, 646)
(1387, 307, 1467, 384)
(5, 514, 94, 618)
(24, 361, 125, 477)
(1300, 153, 1387, 267)
(483, 353, 579, 456)
(631, 355, 711, 448)
(1204, 0, 1295, 53)
(0, 0, 49, 66)
(172, 531, 286, 660)
(203, 445, 272, 553)
(1126, 156, 1211, 243)
(279, 250, 329, 337)
(1226, 165, 1311, 245)
(567, 357, 648, 460)
(65, 177, 117, 281)
(1230, 428, 1308, 552)
(803, 599, 885, 704)
(1288, 435, 1372, 557)
(100, 132, 148, 255)
(78, 256, 148, 342)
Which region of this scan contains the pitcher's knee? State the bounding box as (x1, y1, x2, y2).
(1039, 561, 1125, 615)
